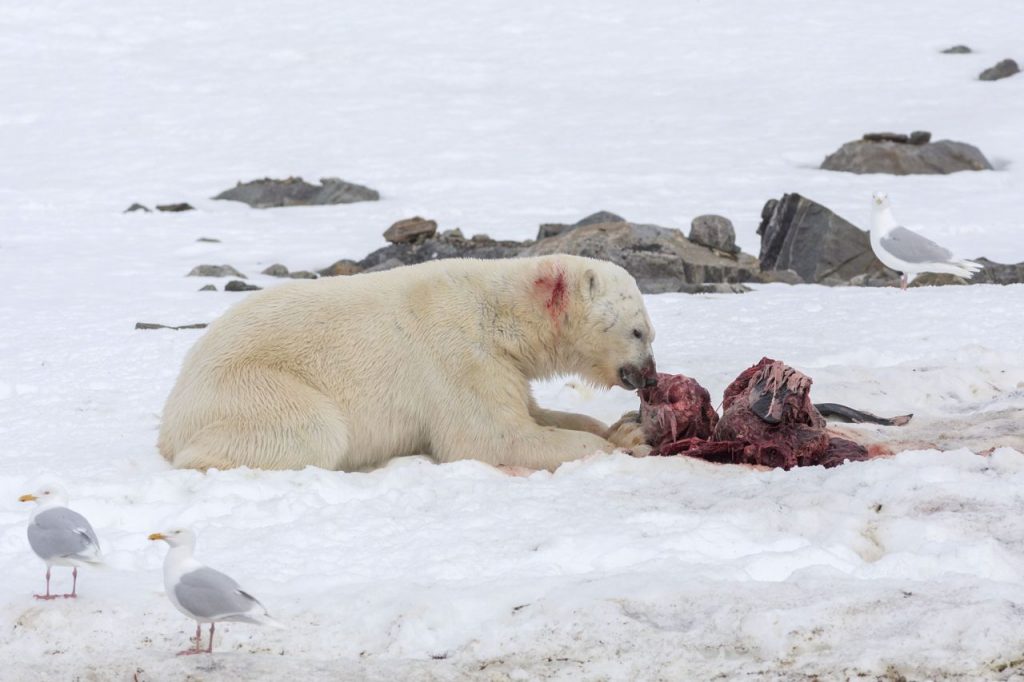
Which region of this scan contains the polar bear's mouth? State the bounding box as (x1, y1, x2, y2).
(619, 362, 658, 391)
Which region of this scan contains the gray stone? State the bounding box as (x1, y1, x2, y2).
(357, 232, 526, 271)
(821, 138, 993, 174)
(124, 203, 151, 213)
(863, 132, 909, 144)
(198, 284, 217, 292)
(156, 203, 195, 212)
(909, 130, 932, 145)
(972, 258, 1024, 285)
(689, 215, 739, 254)
(196, 237, 221, 243)
(188, 264, 246, 278)
(979, 59, 1020, 81)
(536, 210, 626, 241)
(941, 45, 972, 54)
(319, 259, 364, 277)
(213, 176, 379, 208)
(441, 228, 465, 240)
(470, 233, 492, 242)
(910, 273, 970, 287)
(757, 193, 897, 284)
(289, 270, 317, 279)
(384, 216, 437, 244)
(262, 264, 290, 277)
(363, 258, 406, 273)
(524, 221, 760, 294)
(225, 280, 261, 292)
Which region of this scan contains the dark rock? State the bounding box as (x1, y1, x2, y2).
(363, 258, 406, 273)
(910, 273, 969, 287)
(757, 193, 896, 284)
(262, 264, 290, 277)
(289, 270, 317, 279)
(909, 130, 932, 145)
(863, 132, 909, 144)
(524, 221, 760, 294)
(470, 233, 492, 242)
(972, 258, 1024, 285)
(979, 59, 1020, 81)
(135, 321, 208, 330)
(124, 203, 151, 213)
(197, 237, 221, 243)
(941, 45, 972, 54)
(188, 264, 246, 278)
(319, 259, 364, 277)
(536, 210, 626, 241)
(357, 232, 526, 271)
(213, 176, 379, 208)
(689, 215, 739, 254)
(441, 228, 465, 240)
(384, 217, 437, 244)
(225, 280, 261, 292)
(822, 137, 993, 174)
(156, 203, 195, 212)
(198, 284, 218, 292)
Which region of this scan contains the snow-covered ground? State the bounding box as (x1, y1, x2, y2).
(2, 0, 1023, 679)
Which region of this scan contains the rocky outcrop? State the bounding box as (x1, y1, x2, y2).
(524, 221, 759, 294)
(384, 217, 438, 244)
(357, 231, 527, 271)
(821, 133, 993, 174)
(689, 215, 739, 254)
(972, 258, 1024, 285)
(188, 264, 246, 278)
(979, 59, 1020, 81)
(536, 211, 626, 240)
(757, 194, 896, 284)
(213, 177, 379, 208)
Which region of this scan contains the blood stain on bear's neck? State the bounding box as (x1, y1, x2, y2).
(533, 265, 568, 328)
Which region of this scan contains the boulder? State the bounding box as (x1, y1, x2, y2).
(156, 203, 195, 212)
(288, 270, 317, 279)
(363, 258, 406, 273)
(384, 217, 437, 244)
(319, 259, 364, 277)
(188, 264, 246, 278)
(524, 221, 760, 294)
(757, 193, 896, 284)
(979, 59, 1020, 81)
(357, 231, 527, 271)
(536, 210, 626, 241)
(225, 280, 261, 292)
(213, 176, 379, 208)
(198, 284, 217, 292)
(910, 273, 969, 287)
(124, 203, 151, 213)
(972, 258, 1024, 285)
(941, 45, 971, 54)
(821, 135, 992, 174)
(262, 264, 290, 277)
(689, 215, 739, 254)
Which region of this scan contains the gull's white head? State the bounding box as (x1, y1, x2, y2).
(872, 192, 890, 208)
(148, 528, 197, 549)
(18, 483, 69, 507)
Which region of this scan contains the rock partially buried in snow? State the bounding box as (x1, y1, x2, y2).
(262, 264, 290, 277)
(188, 264, 246, 278)
(123, 203, 151, 213)
(156, 203, 195, 212)
(941, 44, 972, 54)
(213, 176, 379, 208)
(821, 133, 993, 174)
(225, 280, 261, 292)
(383, 217, 437, 244)
(758, 193, 897, 285)
(979, 58, 1020, 81)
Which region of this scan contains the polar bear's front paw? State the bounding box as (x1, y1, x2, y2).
(605, 410, 648, 449)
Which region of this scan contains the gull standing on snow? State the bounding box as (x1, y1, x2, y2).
(19, 484, 103, 599)
(870, 192, 982, 290)
(149, 528, 281, 655)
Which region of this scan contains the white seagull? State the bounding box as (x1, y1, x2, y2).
(19, 484, 103, 600)
(870, 192, 982, 290)
(149, 528, 282, 655)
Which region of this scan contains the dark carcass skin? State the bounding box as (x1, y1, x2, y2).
(639, 357, 885, 469)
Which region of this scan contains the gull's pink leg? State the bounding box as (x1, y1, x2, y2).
(34, 567, 59, 600)
(176, 622, 206, 656)
(900, 274, 908, 291)
(63, 567, 78, 598)
(206, 622, 215, 654)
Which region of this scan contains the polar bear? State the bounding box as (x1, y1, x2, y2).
(157, 254, 657, 472)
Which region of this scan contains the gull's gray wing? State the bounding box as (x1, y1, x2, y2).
(27, 508, 100, 561)
(880, 226, 954, 264)
(175, 567, 265, 623)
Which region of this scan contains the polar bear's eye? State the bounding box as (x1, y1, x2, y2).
(632, 329, 643, 340)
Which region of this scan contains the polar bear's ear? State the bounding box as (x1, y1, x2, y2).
(582, 269, 604, 301)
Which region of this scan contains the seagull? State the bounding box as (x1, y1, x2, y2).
(19, 484, 103, 600)
(149, 528, 282, 656)
(870, 192, 982, 290)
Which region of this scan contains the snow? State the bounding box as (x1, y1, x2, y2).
(2, 0, 1023, 678)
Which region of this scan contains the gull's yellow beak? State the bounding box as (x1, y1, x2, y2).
(148, 532, 166, 541)
(18, 494, 37, 502)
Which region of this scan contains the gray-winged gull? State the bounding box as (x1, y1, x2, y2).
(870, 192, 982, 290)
(149, 528, 282, 655)
(19, 483, 103, 599)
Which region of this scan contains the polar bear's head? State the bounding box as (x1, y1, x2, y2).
(549, 258, 657, 391)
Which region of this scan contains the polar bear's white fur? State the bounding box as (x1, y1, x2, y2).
(158, 255, 657, 472)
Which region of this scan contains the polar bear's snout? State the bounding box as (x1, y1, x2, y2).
(619, 357, 658, 391)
